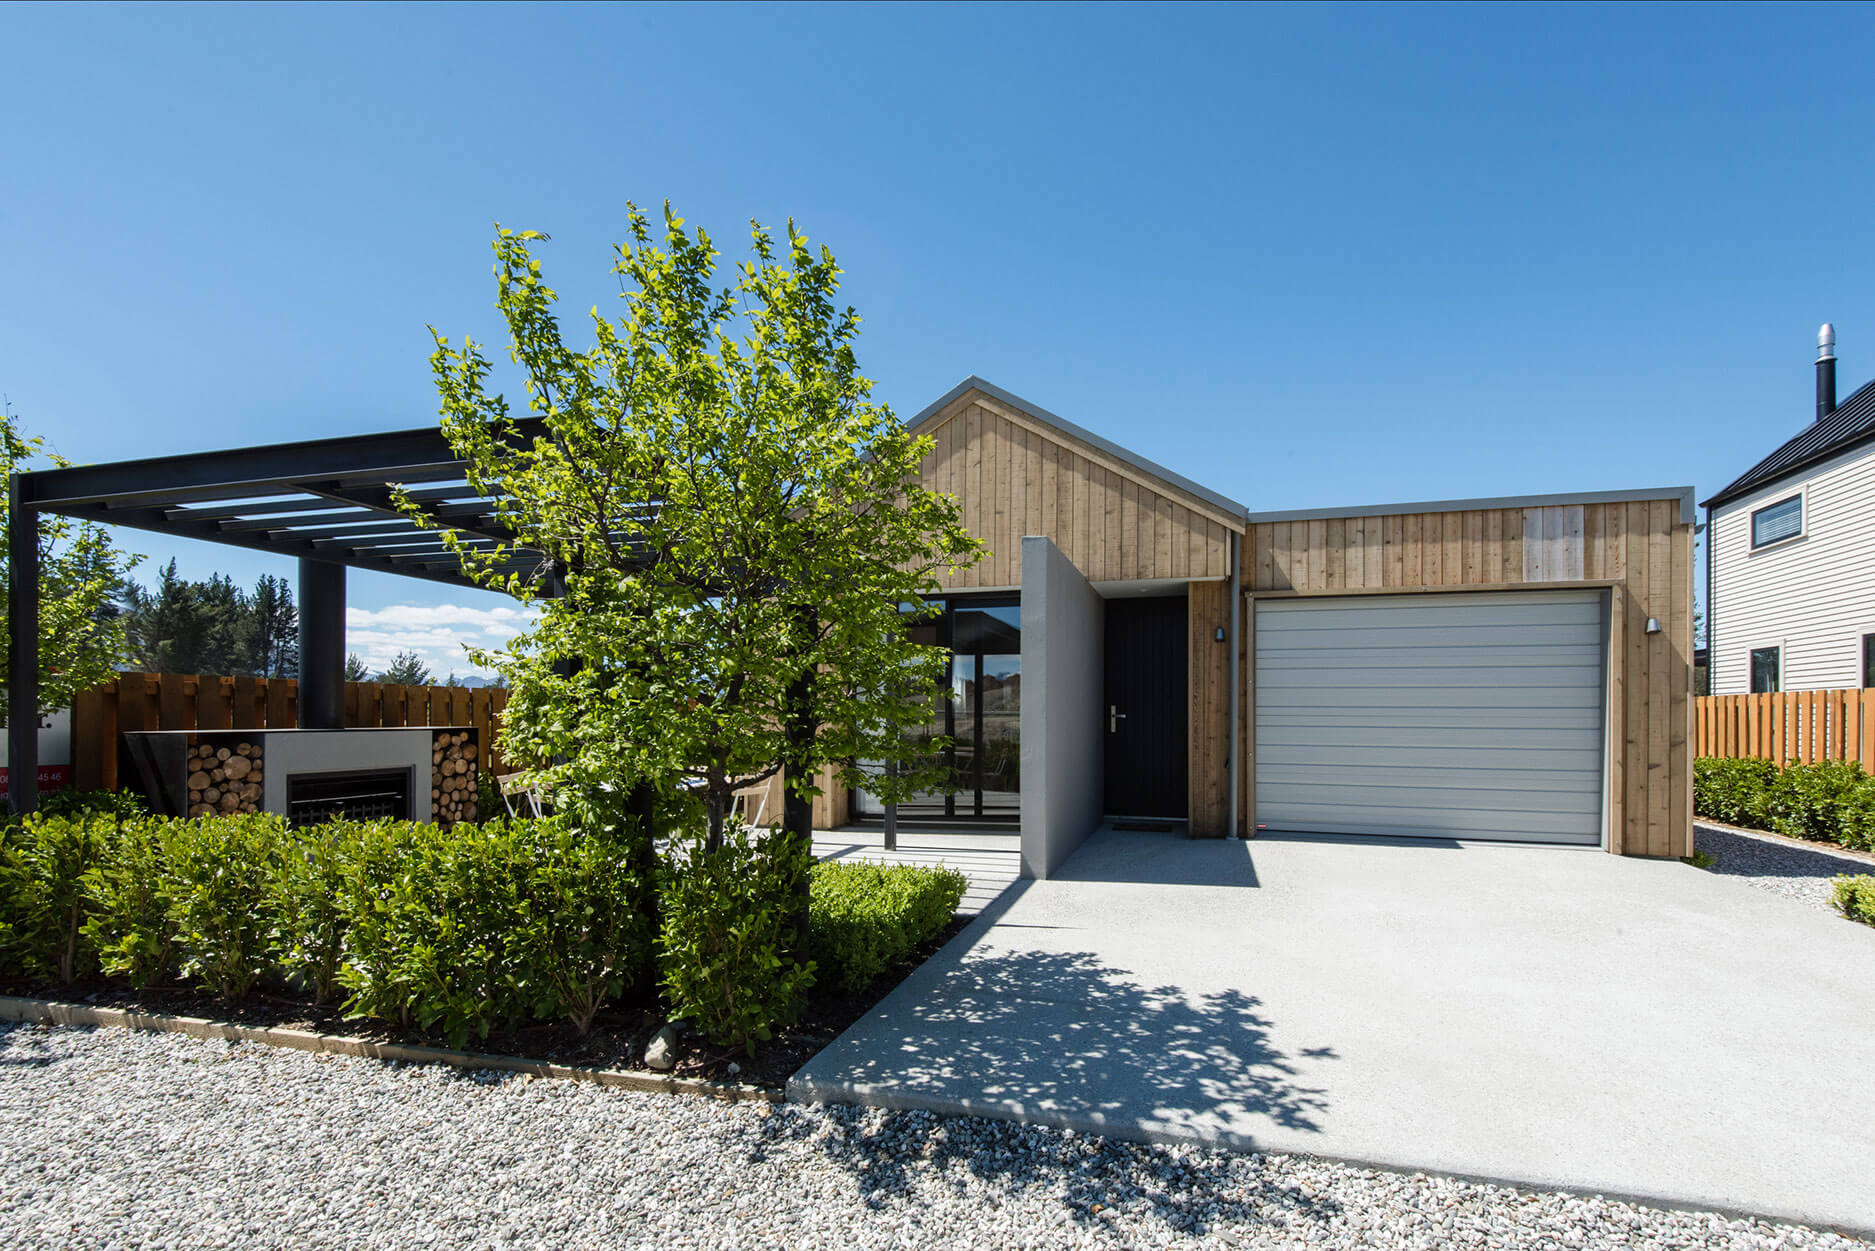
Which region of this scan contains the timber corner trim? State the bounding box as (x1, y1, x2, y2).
(0, 996, 780, 1104)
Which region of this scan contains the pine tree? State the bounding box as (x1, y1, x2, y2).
(240, 574, 298, 677)
(376, 650, 434, 686)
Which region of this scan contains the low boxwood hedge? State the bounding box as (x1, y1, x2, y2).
(809, 859, 968, 994)
(1834, 875, 1875, 926)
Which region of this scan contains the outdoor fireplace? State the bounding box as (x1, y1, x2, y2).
(286, 768, 412, 828)
(121, 726, 479, 826)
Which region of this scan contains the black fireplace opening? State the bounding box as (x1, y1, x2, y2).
(287, 768, 412, 828)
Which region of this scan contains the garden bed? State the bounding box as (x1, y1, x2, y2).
(0, 913, 971, 1090)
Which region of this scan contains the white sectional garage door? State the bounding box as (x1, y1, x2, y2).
(1254, 591, 1606, 845)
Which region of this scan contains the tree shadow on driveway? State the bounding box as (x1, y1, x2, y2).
(762, 944, 1340, 1235)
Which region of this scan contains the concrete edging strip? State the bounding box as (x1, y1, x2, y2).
(0, 995, 778, 1103)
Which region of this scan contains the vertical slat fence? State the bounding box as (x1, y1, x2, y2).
(1695, 688, 1875, 770)
(69, 672, 509, 790)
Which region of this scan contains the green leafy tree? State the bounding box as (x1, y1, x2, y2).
(419, 207, 981, 851)
(376, 650, 434, 686)
(1, 408, 140, 722)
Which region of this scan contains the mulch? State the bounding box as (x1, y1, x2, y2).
(0, 915, 971, 1091)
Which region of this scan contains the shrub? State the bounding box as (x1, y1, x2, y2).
(331, 820, 421, 1027)
(83, 817, 181, 989)
(338, 819, 532, 1047)
(37, 788, 149, 821)
(1767, 759, 1870, 846)
(0, 813, 116, 984)
(809, 860, 968, 994)
(658, 825, 815, 1055)
(1692, 758, 1777, 828)
(273, 820, 362, 1004)
(513, 819, 651, 1034)
(165, 813, 284, 1001)
(1833, 875, 1875, 926)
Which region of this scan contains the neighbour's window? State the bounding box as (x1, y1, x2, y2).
(1863, 634, 1875, 689)
(1750, 646, 1780, 693)
(1750, 494, 1803, 548)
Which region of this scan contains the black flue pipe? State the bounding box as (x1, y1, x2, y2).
(1818, 325, 1837, 424)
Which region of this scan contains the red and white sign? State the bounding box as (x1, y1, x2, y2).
(0, 764, 71, 793)
(0, 709, 72, 794)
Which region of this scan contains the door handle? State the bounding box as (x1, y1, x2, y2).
(1109, 704, 1126, 733)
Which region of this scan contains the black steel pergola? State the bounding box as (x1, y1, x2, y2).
(7, 421, 561, 813)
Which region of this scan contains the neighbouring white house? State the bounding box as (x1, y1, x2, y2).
(1705, 324, 1875, 694)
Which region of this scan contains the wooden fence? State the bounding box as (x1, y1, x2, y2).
(72, 672, 510, 791)
(1695, 688, 1875, 769)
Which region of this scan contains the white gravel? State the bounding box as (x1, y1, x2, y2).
(1694, 822, 1875, 912)
(0, 1023, 1863, 1249)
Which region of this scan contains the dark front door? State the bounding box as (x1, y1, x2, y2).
(1103, 595, 1188, 818)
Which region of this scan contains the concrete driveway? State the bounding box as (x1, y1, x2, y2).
(790, 827, 1875, 1235)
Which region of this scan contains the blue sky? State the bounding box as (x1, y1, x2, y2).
(4, 2, 1871, 675)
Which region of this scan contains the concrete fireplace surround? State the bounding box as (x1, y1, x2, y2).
(260, 729, 437, 823)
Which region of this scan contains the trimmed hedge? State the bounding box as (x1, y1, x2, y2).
(1691, 758, 1777, 829)
(658, 825, 815, 1055)
(0, 809, 653, 1047)
(809, 860, 968, 994)
(3, 797, 973, 1056)
(1833, 875, 1875, 927)
(1693, 757, 1875, 852)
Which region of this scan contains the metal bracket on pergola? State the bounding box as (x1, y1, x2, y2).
(5, 420, 590, 814)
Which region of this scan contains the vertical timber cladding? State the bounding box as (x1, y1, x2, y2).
(914, 392, 1238, 588)
(1245, 499, 1695, 857)
(910, 386, 1247, 831)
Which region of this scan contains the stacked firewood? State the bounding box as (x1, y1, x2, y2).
(432, 731, 479, 825)
(187, 741, 264, 817)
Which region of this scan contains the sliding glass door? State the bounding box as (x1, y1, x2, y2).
(854, 597, 1020, 822)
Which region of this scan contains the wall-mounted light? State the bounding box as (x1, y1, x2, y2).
(1645, 617, 1661, 635)
(1215, 626, 1226, 642)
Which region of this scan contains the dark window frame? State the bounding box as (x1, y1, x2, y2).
(1863, 633, 1875, 689)
(1750, 493, 1804, 550)
(1750, 646, 1781, 693)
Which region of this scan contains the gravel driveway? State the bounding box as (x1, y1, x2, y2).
(0, 1024, 1860, 1249)
(1694, 822, 1875, 912)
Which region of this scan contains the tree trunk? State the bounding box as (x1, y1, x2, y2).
(704, 771, 728, 854)
(629, 778, 661, 989)
(781, 605, 817, 954)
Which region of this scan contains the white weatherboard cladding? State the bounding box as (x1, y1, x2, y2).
(1710, 440, 1875, 694)
(1255, 591, 1606, 845)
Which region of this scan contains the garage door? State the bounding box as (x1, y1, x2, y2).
(1255, 590, 1606, 845)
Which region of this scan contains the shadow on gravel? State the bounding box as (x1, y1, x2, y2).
(0, 1020, 63, 1068)
(1698, 826, 1869, 881)
(758, 946, 1339, 1236)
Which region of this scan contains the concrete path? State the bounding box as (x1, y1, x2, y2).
(791, 826, 1875, 1235)
(812, 827, 1020, 916)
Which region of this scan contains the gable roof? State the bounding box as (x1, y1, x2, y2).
(906, 376, 1249, 524)
(1702, 374, 1875, 510)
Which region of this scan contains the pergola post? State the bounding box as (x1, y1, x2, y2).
(298, 557, 346, 730)
(7, 474, 40, 815)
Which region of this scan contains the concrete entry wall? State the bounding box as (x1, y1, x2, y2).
(1019, 536, 1104, 878)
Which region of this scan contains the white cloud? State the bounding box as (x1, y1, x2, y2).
(344, 602, 539, 681)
